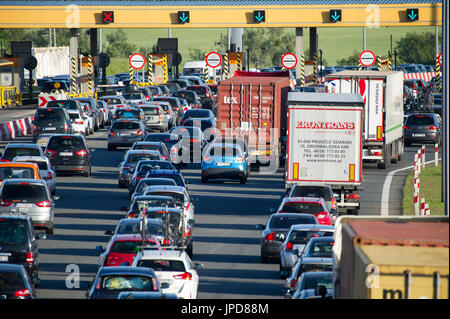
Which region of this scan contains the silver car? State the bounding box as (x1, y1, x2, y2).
(12, 155, 57, 196)
(286, 182, 338, 215)
(118, 150, 163, 188)
(121, 92, 145, 107)
(0, 178, 56, 234)
(279, 224, 334, 279)
(142, 102, 175, 128)
(139, 105, 168, 132)
(107, 120, 146, 151)
(130, 178, 177, 201)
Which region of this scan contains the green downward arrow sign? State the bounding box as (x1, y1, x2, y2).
(180, 13, 188, 22)
(255, 12, 264, 21)
(331, 11, 341, 21)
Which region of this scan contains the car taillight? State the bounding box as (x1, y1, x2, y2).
(14, 289, 31, 298)
(33, 125, 37, 133)
(162, 237, 171, 245)
(109, 131, 115, 136)
(183, 107, 188, 112)
(265, 232, 275, 241)
(173, 272, 192, 280)
(173, 107, 179, 111)
(286, 242, 293, 251)
(203, 155, 212, 162)
(26, 252, 34, 263)
(194, 104, 198, 108)
(75, 150, 88, 156)
(190, 138, 200, 143)
(75, 120, 84, 125)
(107, 255, 121, 264)
(315, 212, 327, 219)
(45, 149, 57, 156)
(0, 200, 12, 207)
(403, 125, 410, 130)
(0, 158, 10, 162)
(136, 130, 143, 136)
(185, 226, 191, 237)
(36, 200, 52, 208)
(235, 156, 244, 163)
(429, 125, 438, 130)
(206, 93, 210, 98)
(346, 194, 359, 200)
(331, 197, 337, 209)
(289, 279, 297, 288)
(47, 171, 53, 180)
(127, 212, 136, 218)
(371, 151, 382, 156)
(64, 123, 68, 131)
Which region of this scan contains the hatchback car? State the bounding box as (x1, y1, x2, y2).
(67, 110, 89, 136)
(201, 143, 249, 184)
(286, 183, 337, 215)
(403, 113, 442, 146)
(185, 85, 214, 109)
(0, 264, 37, 299)
(0, 179, 56, 234)
(12, 156, 56, 195)
(45, 134, 92, 177)
(289, 271, 333, 299)
(279, 225, 335, 278)
(183, 118, 217, 142)
(128, 160, 177, 195)
(169, 126, 207, 163)
(144, 133, 186, 165)
(299, 236, 335, 260)
(131, 142, 171, 161)
(118, 150, 163, 188)
(86, 266, 166, 299)
(112, 108, 145, 123)
(0, 215, 46, 284)
(139, 105, 168, 132)
(73, 97, 104, 130)
(108, 120, 146, 151)
(276, 197, 332, 225)
(99, 95, 127, 110)
(179, 109, 215, 126)
(33, 107, 73, 143)
(131, 249, 203, 299)
(1, 143, 45, 163)
(256, 213, 319, 263)
(47, 99, 83, 115)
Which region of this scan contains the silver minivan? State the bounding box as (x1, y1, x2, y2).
(139, 105, 168, 132)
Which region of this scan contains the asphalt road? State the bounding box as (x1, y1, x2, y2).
(0, 123, 438, 299)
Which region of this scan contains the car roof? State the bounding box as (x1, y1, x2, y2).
(300, 257, 333, 264)
(0, 263, 27, 273)
(134, 141, 163, 146)
(126, 150, 160, 155)
(134, 195, 175, 201)
(289, 224, 334, 231)
(307, 236, 334, 243)
(145, 185, 187, 193)
(97, 266, 157, 277)
(4, 143, 40, 149)
(0, 162, 40, 168)
(110, 233, 159, 242)
(13, 155, 48, 162)
(284, 197, 326, 204)
(292, 182, 330, 187)
(300, 271, 333, 278)
(139, 249, 188, 260)
(112, 119, 142, 123)
(1, 178, 46, 185)
(147, 169, 181, 175)
(271, 213, 318, 220)
(117, 217, 162, 226)
(0, 214, 31, 222)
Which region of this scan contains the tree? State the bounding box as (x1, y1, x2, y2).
(395, 31, 441, 65)
(104, 29, 136, 58)
(336, 50, 360, 66)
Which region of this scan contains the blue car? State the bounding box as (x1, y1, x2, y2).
(201, 143, 249, 184)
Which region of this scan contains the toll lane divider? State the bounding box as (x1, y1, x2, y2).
(0, 116, 34, 141)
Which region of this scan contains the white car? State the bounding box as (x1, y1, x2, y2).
(131, 248, 203, 299)
(279, 224, 335, 279)
(67, 110, 88, 136)
(12, 155, 57, 195)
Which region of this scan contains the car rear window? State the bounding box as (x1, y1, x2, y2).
(307, 242, 334, 258)
(184, 119, 213, 131)
(68, 112, 81, 120)
(298, 264, 333, 277)
(153, 98, 178, 108)
(291, 187, 332, 201)
(406, 116, 435, 126)
(127, 153, 160, 163)
(288, 230, 335, 244)
(282, 202, 325, 214)
(270, 215, 317, 228)
(47, 136, 86, 152)
(136, 180, 177, 193)
(146, 175, 183, 187)
(137, 259, 186, 272)
(1, 184, 48, 203)
(209, 146, 239, 157)
(47, 100, 78, 111)
(111, 240, 156, 254)
(0, 273, 25, 289)
(35, 110, 65, 123)
(173, 91, 196, 104)
(122, 93, 142, 100)
(133, 145, 162, 152)
(98, 275, 156, 291)
(0, 220, 28, 244)
(0, 167, 36, 180)
(136, 161, 173, 172)
(112, 121, 141, 130)
(169, 127, 201, 138)
(3, 148, 41, 161)
(116, 110, 140, 119)
(302, 275, 333, 290)
(141, 108, 159, 116)
(146, 211, 181, 226)
(183, 110, 210, 119)
(103, 98, 122, 104)
(186, 86, 206, 96)
(146, 191, 184, 204)
(116, 222, 163, 236)
(131, 199, 176, 212)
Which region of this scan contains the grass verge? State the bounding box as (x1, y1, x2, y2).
(402, 164, 445, 216)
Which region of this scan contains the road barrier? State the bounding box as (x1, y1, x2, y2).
(0, 116, 34, 141)
(413, 144, 438, 216)
(403, 71, 437, 82)
(0, 86, 22, 108)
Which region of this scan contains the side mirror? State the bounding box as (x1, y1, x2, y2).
(194, 263, 204, 270)
(52, 195, 60, 201)
(36, 232, 47, 240)
(185, 179, 191, 185)
(190, 196, 198, 203)
(291, 249, 299, 256)
(255, 224, 265, 230)
(104, 230, 114, 236)
(95, 245, 104, 253)
(32, 277, 41, 286)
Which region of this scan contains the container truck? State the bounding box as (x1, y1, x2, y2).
(285, 92, 364, 215)
(216, 71, 291, 168)
(326, 71, 404, 169)
(333, 216, 449, 299)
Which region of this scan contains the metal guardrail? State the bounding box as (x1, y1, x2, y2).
(0, 86, 22, 108)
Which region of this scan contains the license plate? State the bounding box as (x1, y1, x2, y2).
(0, 255, 9, 262)
(413, 134, 425, 137)
(16, 203, 33, 208)
(59, 152, 73, 156)
(119, 133, 131, 137)
(216, 162, 230, 166)
(44, 127, 56, 131)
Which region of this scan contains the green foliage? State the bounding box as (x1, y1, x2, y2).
(395, 31, 441, 65)
(104, 29, 137, 58)
(336, 50, 361, 66)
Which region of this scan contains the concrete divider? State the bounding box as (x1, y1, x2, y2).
(0, 115, 34, 141)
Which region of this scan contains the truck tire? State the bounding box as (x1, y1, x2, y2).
(378, 145, 391, 169)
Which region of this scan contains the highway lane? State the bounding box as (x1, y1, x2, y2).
(0, 127, 437, 299)
(0, 105, 38, 123)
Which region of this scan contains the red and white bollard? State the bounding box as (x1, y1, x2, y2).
(420, 198, 425, 216)
(421, 145, 426, 170)
(417, 150, 421, 174)
(424, 203, 430, 216)
(435, 143, 439, 167)
(414, 188, 419, 216)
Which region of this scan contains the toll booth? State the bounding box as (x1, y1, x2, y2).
(221, 52, 244, 81)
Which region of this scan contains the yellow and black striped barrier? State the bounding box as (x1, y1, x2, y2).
(147, 54, 153, 84)
(71, 56, 77, 94)
(222, 53, 229, 80)
(300, 54, 305, 86)
(377, 56, 382, 71)
(237, 52, 242, 71)
(88, 55, 93, 94)
(129, 56, 133, 82)
(162, 54, 168, 83)
(204, 53, 209, 83)
(436, 54, 441, 92)
(313, 53, 318, 84)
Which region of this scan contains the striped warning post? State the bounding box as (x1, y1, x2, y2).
(377, 56, 382, 71)
(71, 56, 77, 95)
(88, 55, 93, 94)
(162, 54, 168, 83)
(223, 53, 229, 80)
(388, 54, 392, 71)
(436, 54, 441, 92)
(147, 54, 153, 84)
(204, 53, 209, 83)
(300, 54, 305, 86)
(237, 52, 242, 71)
(313, 53, 318, 84)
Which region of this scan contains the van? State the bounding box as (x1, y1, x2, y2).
(32, 107, 73, 142)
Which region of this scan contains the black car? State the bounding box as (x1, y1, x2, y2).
(0, 264, 37, 299)
(47, 99, 83, 115)
(179, 108, 216, 126)
(0, 215, 46, 284)
(44, 134, 92, 176)
(32, 107, 73, 142)
(144, 133, 187, 166)
(185, 85, 214, 109)
(403, 113, 442, 146)
(172, 90, 202, 109)
(169, 126, 207, 163)
(86, 266, 166, 299)
(182, 118, 217, 142)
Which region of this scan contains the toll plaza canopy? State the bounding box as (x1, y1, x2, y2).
(0, 0, 442, 28)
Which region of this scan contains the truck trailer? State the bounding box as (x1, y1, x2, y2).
(326, 71, 404, 169)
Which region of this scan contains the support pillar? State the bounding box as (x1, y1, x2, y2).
(309, 27, 318, 61)
(295, 27, 304, 83)
(69, 28, 79, 94)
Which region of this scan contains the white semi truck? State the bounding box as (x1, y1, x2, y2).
(285, 92, 364, 215)
(325, 71, 404, 169)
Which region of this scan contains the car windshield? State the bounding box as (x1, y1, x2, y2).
(270, 216, 316, 228)
(127, 153, 160, 164)
(288, 230, 334, 244)
(1, 183, 47, 202)
(68, 112, 81, 120)
(122, 93, 142, 100)
(307, 242, 334, 258)
(406, 116, 435, 126)
(0, 273, 24, 289)
(116, 222, 164, 236)
(3, 148, 41, 161)
(47, 100, 78, 111)
(291, 187, 332, 201)
(281, 202, 324, 214)
(146, 175, 183, 187)
(298, 264, 333, 278)
(302, 275, 333, 290)
(137, 260, 186, 272)
(136, 180, 177, 193)
(98, 275, 156, 291)
(112, 121, 140, 130)
(0, 167, 36, 181)
(0, 220, 28, 244)
(141, 108, 159, 116)
(35, 110, 64, 124)
(47, 136, 85, 152)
